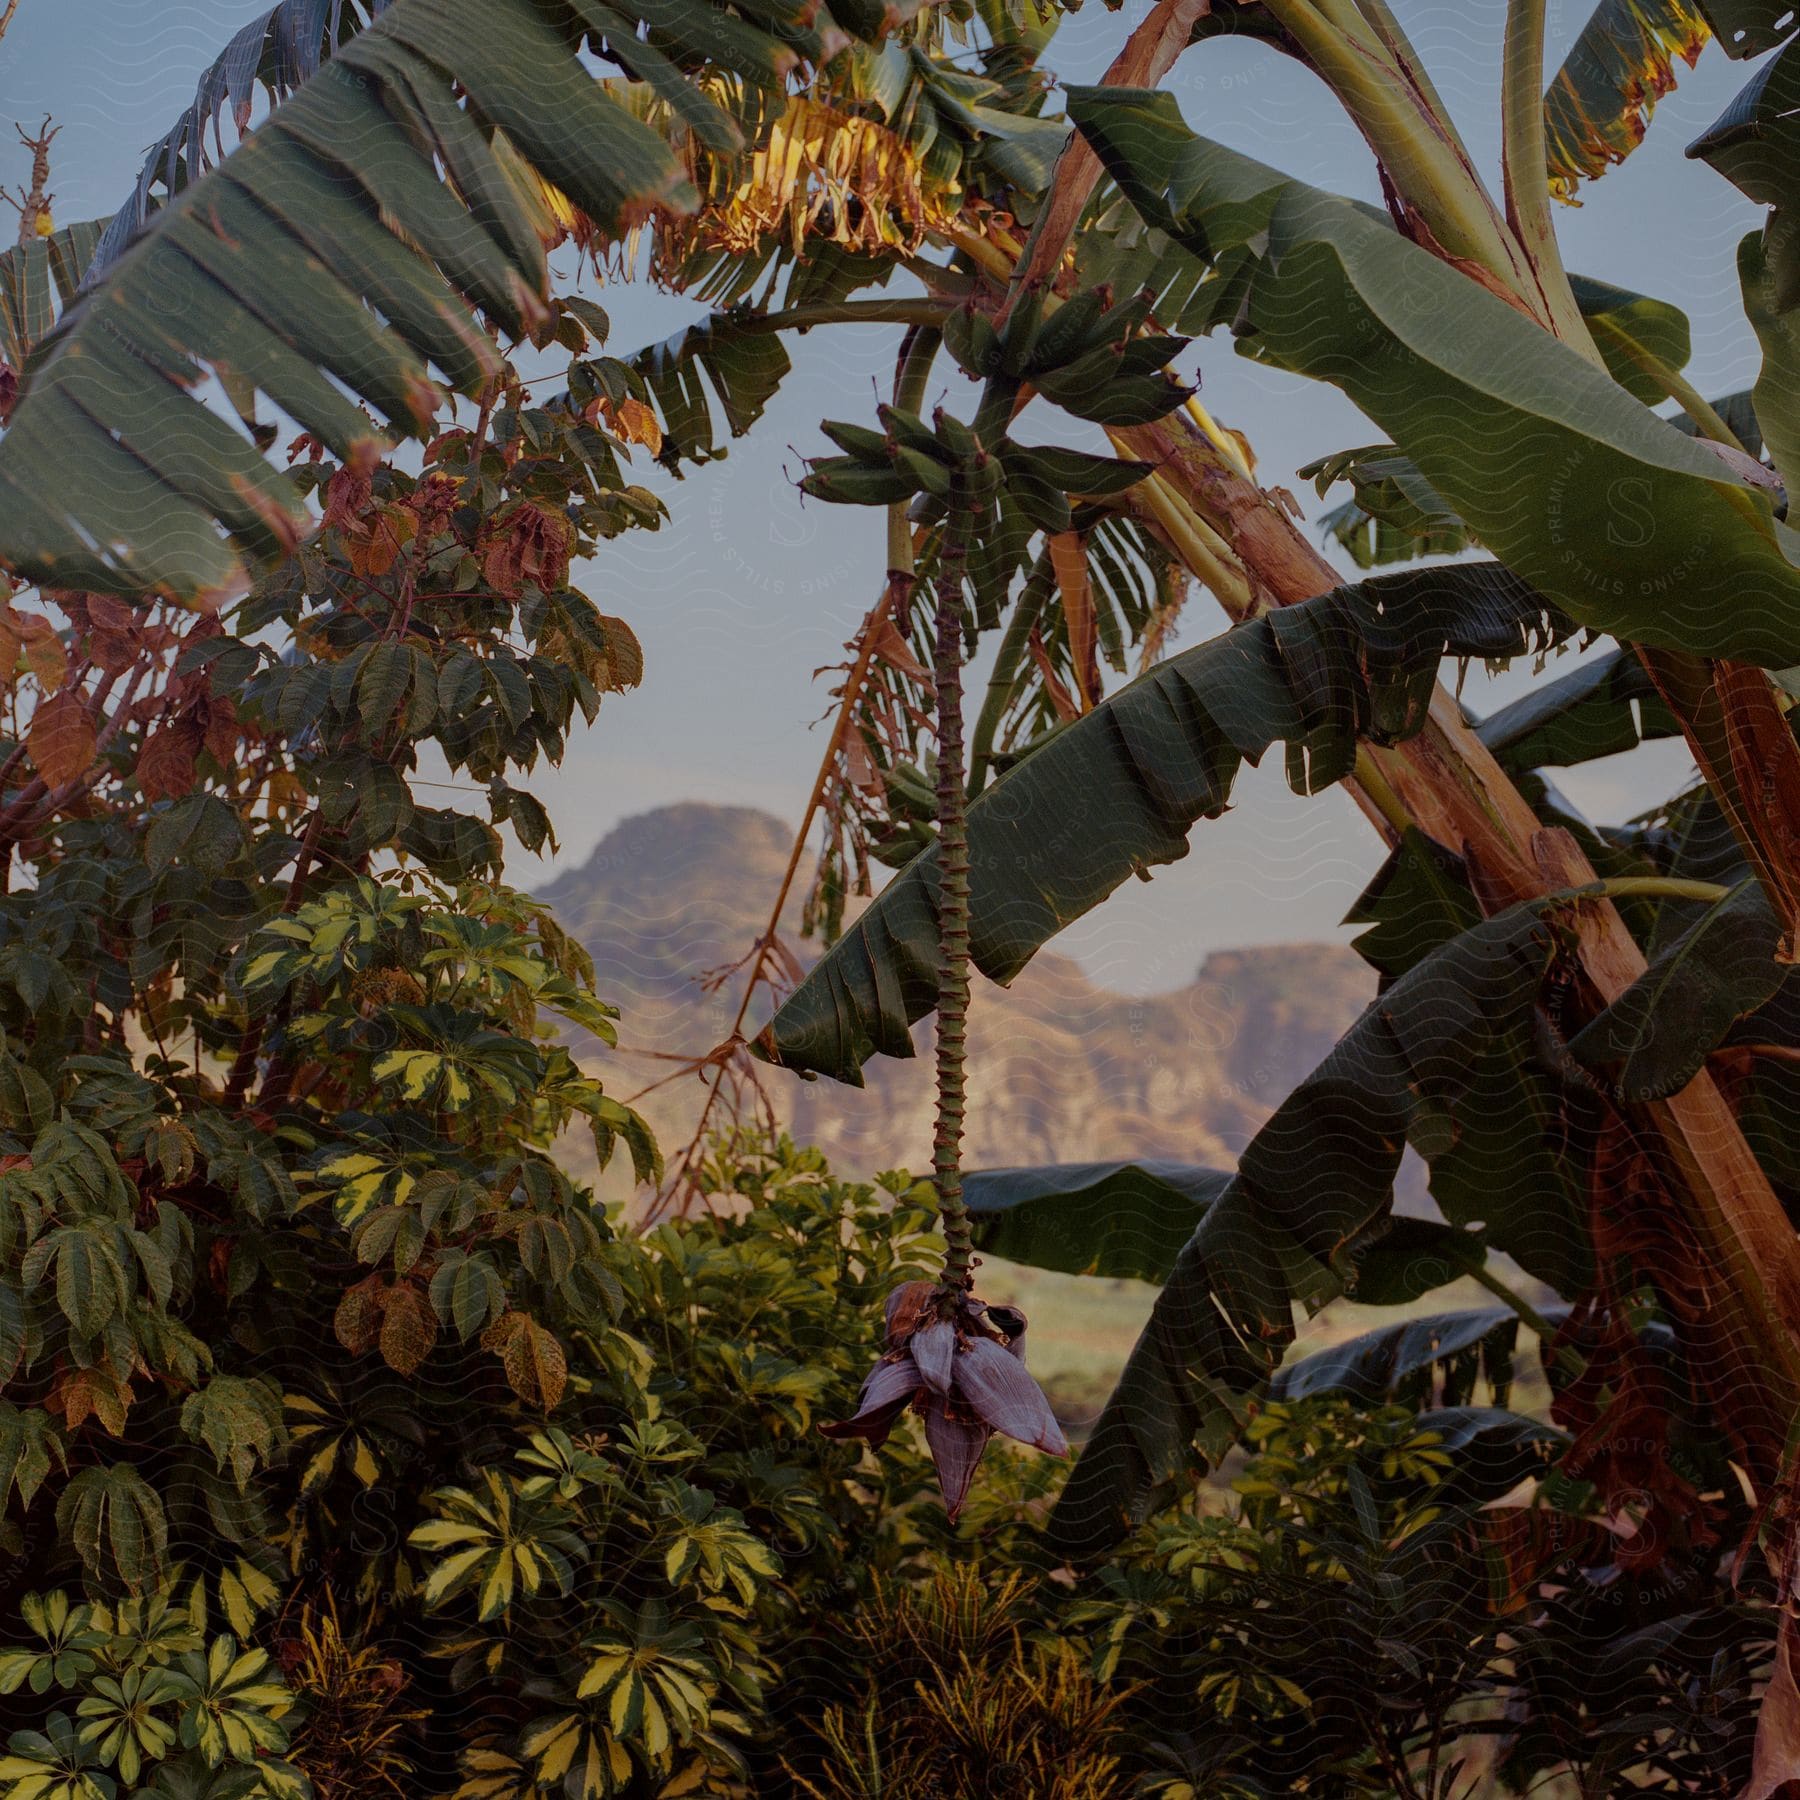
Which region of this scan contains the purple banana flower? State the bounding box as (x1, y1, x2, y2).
(821, 1281, 1069, 1519)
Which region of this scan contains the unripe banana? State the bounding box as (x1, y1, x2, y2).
(821, 420, 894, 462)
(1027, 286, 1110, 374)
(802, 462, 919, 506)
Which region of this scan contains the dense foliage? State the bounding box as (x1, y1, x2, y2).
(10, 1130, 1774, 1796)
(10, 0, 1800, 1791)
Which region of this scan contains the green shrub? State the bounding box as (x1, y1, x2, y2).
(2, 1129, 957, 1797)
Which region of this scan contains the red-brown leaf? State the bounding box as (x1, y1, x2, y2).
(48, 1360, 133, 1436)
(27, 689, 95, 788)
(333, 1276, 385, 1357)
(16, 612, 64, 692)
(595, 613, 643, 691)
(137, 717, 203, 803)
(379, 1282, 438, 1377)
(486, 1311, 566, 1411)
(201, 697, 240, 766)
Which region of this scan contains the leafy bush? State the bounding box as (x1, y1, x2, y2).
(1, 1132, 956, 1797)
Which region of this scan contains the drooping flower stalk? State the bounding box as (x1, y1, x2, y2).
(930, 462, 976, 1296)
(822, 412, 1067, 1519)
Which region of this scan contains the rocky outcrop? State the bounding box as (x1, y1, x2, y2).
(540, 805, 1378, 1194)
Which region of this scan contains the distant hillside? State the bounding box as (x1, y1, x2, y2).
(539, 803, 1380, 1190)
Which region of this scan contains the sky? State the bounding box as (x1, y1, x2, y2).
(0, 1, 1760, 996)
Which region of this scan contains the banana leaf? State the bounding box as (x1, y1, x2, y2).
(1045, 905, 1576, 1556)
(1476, 647, 1683, 773)
(1692, 39, 1800, 311)
(1543, 1, 1710, 199)
(1672, 388, 1766, 457)
(1700, 0, 1800, 58)
(1569, 879, 1788, 1098)
(965, 1160, 1229, 1284)
(1068, 86, 1800, 668)
(1343, 828, 1482, 983)
(1299, 272, 1697, 564)
(1299, 444, 1472, 570)
(1268, 1307, 1519, 1407)
(0, 221, 105, 370)
(1740, 232, 1800, 498)
(757, 562, 1569, 1084)
(0, 0, 889, 599)
(1573, 273, 1695, 406)
(84, 1, 396, 283)
(967, 1162, 1492, 1297)
(634, 316, 793, 466)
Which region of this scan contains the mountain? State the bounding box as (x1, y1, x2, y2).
(539, 803, 1379, 1192)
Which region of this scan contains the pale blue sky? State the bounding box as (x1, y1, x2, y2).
(0, 2, 1753, 993)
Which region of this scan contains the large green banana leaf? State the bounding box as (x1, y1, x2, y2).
(1343, 828, 1483, 983)
(1692, 38, 1800, 309)
(1297, 275, 1699, 569)
(1700, 0, 1800, 58)
(965, 1160, 1228, 1284)
(1067, 86, 1800, 668)
(1570, 879, 1788, 1098)
(1268, 1307, 1519, 1407)
(1045, 906, 1574, 1557)
(1740, 234, 1800, 496)
(966, 1159, 1493, 1297)
(757, 562, 1568, 1083)
(0, 0, 891, 600)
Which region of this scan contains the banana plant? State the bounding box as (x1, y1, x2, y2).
(751, 0, 1800, 1775)
(799, 283, 1190, 1515)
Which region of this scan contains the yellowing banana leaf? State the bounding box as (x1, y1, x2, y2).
(1544, 0, 1710, 199)
(1069, 86, 1800, 668)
